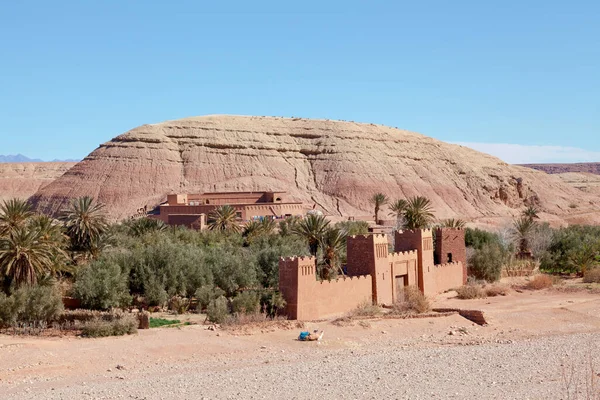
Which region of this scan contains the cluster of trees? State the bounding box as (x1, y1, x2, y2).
(0, 197, 107, 288)
(370, 194, 437, 229)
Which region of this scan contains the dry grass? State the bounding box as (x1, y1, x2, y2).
(392, 286, 430, 314)
(348, 301, 383, 317)
(583, 268, 600, 284)
(484, 283, 509, 297)
(526, 274, 554, 290)
(456, 284, 487, 299)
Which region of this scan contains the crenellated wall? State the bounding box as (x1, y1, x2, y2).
(278, 256, 372, 320)
(435, 228, 467, 284)
(433, 262, 466, 293)
(279, 229, 466, 320)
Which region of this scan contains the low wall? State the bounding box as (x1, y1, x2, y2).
(432, 262, 465, 293)
(296, 275, 373, 320)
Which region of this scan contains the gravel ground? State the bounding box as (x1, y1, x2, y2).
(4, 332, 599, 400)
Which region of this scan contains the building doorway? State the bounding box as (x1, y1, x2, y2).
(395, 275, 408, 302)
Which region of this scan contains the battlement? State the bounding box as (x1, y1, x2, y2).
(435, 227, 464, 231)
(435, 261, 463, 268)
(319, 274, 371, 283)
(348, 233, 388, 242)
(389, 250, 418, 258)
(279, 256, 316, 263)
(395, 228, 433, 235)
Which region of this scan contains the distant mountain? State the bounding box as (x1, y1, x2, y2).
(0, 154, 80, 163)
(519, 163, 600, 175)
(0, 154, 43, 163)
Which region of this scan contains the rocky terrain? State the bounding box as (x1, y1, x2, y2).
(29, 115, 600, 224)
(521, 162, 600, 175)
(0, 162, 75, 202)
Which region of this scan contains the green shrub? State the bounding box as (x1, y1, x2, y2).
(465, 228, 503, 250)
(334, 220, 370, 236)
(540, 225, 600, 274)
(468, 242, 507, 282)
(73, 258, 131, 310)
(260, 291, 286, 317)
(583, 268, 600, 284)
(195, 285, 225, 311)
(0, 285, 63, 328)
(206, 296, 229, 323)
(231, 291, 260, 314)
(143, 276, 168, 307)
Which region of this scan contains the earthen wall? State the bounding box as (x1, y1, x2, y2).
(279, 256, 372, 320)
(435, 228, 467, 284)
(433, 262, 465, 293)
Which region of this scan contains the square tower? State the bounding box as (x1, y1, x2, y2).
(346, 234, 393, 305)
(394, 229, 435, 295)
(435, 228, 467, 284)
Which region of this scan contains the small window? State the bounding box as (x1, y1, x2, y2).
(447, 253, 453, 263)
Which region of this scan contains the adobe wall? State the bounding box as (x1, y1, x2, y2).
(435, 228, 467, 284)
(347, 234, 392, 305)
(395, 229, 435, 295)
(279, 256, 372, 320)
(388, 251, 419, 302)
(433, 262, 465, 293)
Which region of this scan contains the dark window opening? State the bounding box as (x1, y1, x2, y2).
(447, 253, 453, 263)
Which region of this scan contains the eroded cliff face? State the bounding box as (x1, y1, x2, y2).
(0, 162, 76, 202)
(29, 115, 599, 223)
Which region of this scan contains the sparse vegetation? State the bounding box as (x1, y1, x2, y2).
(392, 286, 430, 314)
(456, 284, 486, 299)
(526, 274, 554, 290)
(149, 317, 181, 328)
(583, 267, 600, 284)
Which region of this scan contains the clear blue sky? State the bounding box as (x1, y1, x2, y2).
(1, 1, 598, 163)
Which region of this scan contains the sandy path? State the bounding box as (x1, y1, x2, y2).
(1, 290, 599, 399)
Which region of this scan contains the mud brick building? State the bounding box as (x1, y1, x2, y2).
(279, 228, 466, 320)
(155, 191, 305, 228)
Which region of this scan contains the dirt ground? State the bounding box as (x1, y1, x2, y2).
(1, 282, 600, 399)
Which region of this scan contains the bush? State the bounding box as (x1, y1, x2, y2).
(484, 284, 509, 297)
(456, 285, 486, 299)
(73, 258, 131, 310)
(465, 228, 503, 250)
(348, 301, 382, 317)
(526, 274, 554, 290)
(231, 291, 260, 314)
(540, 225, 600, 274)
(81, 313, 138, 337)
(0, 285, 64, 328)
(167, 296, 190, 314)
(583, 268, 600, 284)
(143, 277, 168, 307)
(206, 296, 229, 323)
(260, 291, 286, 317)
(393, 286, 430, 314)
(468, 242, 507, 282)
(195, 285, 226, 311)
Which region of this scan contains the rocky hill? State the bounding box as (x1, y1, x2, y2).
(520, 163, 600, 175)
(30, 115, 600, 225)
(0, 162, 76, 202)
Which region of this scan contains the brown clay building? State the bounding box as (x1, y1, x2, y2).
(155, 191, 305, 228)
(279, 228, 467, 320)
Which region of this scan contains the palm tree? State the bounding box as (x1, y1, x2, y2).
(61, 196, 108, 257)
(0, 227, 55, 286)
(0, 198, 34, 235)
(127, 217, 167, 236)
(388, 199, 408, 228)
(371, 193, 388, 224)
(207, 205, 241, 233)
(319, 228, 346, 280)
(439, 218, 466, 229)
(511, 216, 535, 256)
(291, 214, 330, 256)
(403, 196, 435, 230)
(522, 205, 540, 221)
(28, 215, 69, 273)
(568, 239, 599, 275)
